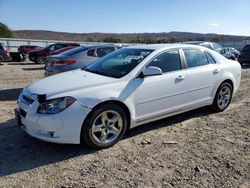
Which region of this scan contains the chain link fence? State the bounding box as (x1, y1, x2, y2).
(220, 40, 250, 50)
(0, 38, 129, 52)
(1, 37, 249, 52)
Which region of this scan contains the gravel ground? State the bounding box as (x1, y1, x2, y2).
(0, 62, 249, 188)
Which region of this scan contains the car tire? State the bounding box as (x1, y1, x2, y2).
(81, 104, 128, 149)
(36, 56, 45, 64)
(212, 82, 233, 112)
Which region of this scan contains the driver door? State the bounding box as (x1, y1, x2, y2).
(133, 50, 188, 122)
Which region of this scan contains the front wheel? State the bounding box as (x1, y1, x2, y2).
(212, 82, 233, 112)
(81, 104, 128, 149)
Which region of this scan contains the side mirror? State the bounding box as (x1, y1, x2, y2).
(142, 66, 162, 77)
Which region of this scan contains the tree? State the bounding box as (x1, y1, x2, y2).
(103, 36, 121, 43)
(0, 23, 13, 38)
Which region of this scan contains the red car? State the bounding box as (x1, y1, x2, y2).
(28, 43, 81, 64)
(49, 46, 78, 55)
(0, 42, 12, 62)
(18, 45, 40, 55)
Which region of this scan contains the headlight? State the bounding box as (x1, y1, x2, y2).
(37, 96, 76, 114)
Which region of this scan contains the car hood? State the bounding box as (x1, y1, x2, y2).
(27, 69, 119, 98)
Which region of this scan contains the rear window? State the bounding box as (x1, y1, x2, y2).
(60, 47, 87, 56)
(212, 43, 223, 50)
(87, 49, 96, 57)
(201, 43, 212, 49)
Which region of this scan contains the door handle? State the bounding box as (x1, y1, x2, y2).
(177, 75, 185, 80)
(213, 69, 220, 74)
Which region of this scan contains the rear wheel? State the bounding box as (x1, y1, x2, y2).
(36, 56, 46, 64)
(212, 82, 233, 112)
(81, 104, 128, 149)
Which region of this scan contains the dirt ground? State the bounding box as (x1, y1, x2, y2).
(0, 62, 249, 188)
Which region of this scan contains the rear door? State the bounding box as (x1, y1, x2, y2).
(182, 48, 220, 107)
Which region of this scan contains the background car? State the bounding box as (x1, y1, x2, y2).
(18, 45, 40, 55)
(238, 45, 250, 65)
(48, 46, 79, 56)
(28, 42, 80, 64)
(45, 45, 119, 76)
(220, 47, 240, 60)
(183, 41, 236, 60)
(16, 44, 241, 149)
(0, 42, 12, 62)
(18, 45, 40, 61)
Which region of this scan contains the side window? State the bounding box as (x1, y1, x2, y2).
(183, 49, 208, 68)
(87, 49, 96, 57)
(54, 44, 62, 50)
(205, 52, 217, 64)
(147, 50, 181, 73)
(96, 47, 115, 57)
(49, 45, 55, 51)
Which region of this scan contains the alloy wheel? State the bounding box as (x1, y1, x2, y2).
(91, 110, 123, 144)
(217, 85, 232, 109)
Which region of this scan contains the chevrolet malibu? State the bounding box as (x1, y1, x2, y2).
(15, 44, 241, 149)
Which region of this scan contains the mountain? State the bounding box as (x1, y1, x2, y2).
(13, 30, 250, 43)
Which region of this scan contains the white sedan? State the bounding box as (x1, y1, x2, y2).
(15, 44, 241, 149)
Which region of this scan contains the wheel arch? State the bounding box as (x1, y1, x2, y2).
(212, 78, 234, 100)
(222, 79, 234, 91)
(81, 100, 131, 135)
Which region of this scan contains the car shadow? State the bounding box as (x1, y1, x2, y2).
(7, 62, 37, 65)
(0, 119, 94, 177)
(0, 106, 214, 177)
(22, 67, 44, 71)
(241, 64, 250, 69)
(0, 88, 23, 101)
(126, 106, 213, 138)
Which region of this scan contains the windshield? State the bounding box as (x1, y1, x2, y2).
(83, 48, 153, 78)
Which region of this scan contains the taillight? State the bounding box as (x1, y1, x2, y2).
(4, 49, 10, 56)
(52, 60, 76, 66)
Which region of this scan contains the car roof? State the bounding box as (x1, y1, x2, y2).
(84, 44, 118, 48)
(125, 43, 207, 50)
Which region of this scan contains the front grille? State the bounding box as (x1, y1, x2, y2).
(20, 108, 27, 118)
(22, 95, 34, 105)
